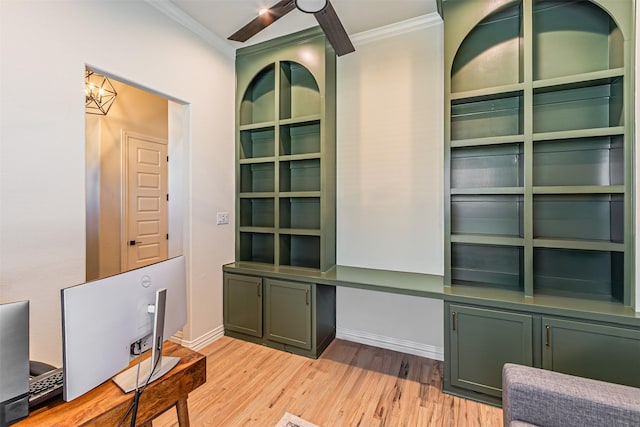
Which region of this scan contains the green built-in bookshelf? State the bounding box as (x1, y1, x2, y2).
(444, 0, 634, 306)
(235, 27, 336, 272)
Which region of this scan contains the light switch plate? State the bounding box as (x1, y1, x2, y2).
(216, 212, 229, 225)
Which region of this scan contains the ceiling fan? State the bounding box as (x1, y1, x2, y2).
(228, 0, 355, 56)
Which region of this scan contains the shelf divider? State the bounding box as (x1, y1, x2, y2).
(451, 234, 524, 246)
(451, 135, 525, 148)
(451, 187, 524, 195)
(533, 238, 624, 252)
(533, 185, 625, 194)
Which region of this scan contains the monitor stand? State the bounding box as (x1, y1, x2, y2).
(112, 288, 180, 393)
(112, 355, 180, 393)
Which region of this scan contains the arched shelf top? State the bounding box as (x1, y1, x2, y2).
(240, 64, 276, 126)
(450, 0, 626, 94)
(280, 61, 320, 121)
(451, 2, 522, 93)
(532, 0, 623, 80)
(239, 61, 321, 126)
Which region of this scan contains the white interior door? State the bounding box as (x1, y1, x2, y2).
(123, 131, 168, 271)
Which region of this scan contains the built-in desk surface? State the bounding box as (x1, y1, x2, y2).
(224, 262, 444, 297)
(18, 342, 205, 426)
(223, 262, 640, 327)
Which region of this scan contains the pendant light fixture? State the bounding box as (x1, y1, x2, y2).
(85, 69, 117, 115)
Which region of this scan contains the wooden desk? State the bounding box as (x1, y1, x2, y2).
(17, 342, 206, 426)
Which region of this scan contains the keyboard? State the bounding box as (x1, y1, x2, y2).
(29, 367, 63, 407)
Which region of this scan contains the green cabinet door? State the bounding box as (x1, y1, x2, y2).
(223, 273, 263, 338)
(265, 279, 312, 350)
(543, 317, 640, 387)
(448, 304, 533, 397)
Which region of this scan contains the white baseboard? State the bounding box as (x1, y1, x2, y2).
(172, 326, 444, 361)
(336, 328, 444, 361)
(172, 325, 225, 351)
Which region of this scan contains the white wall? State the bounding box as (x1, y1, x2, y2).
(0, 0, 235, 365)
(335, 18, 445, 359)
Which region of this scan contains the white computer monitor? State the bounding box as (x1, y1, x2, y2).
(61, 256, 186, 401)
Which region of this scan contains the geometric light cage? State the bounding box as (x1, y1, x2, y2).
(85, 69, 117, 115)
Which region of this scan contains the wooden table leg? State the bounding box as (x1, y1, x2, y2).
(176, 398, 190, 427)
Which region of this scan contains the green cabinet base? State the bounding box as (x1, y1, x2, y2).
(446, 304, 534, 397)
(223, 272, 336, 359)
(542, 317, 640, 387)
(444, 301, 640, 406)
(224, 273, 263, 337)
(444, 303, 535, 406)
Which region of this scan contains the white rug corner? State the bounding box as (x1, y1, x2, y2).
(275, 411, 320, 427)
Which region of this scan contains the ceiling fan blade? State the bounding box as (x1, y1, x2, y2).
(228, 0, 296, 42)
(314, 1, 355, 56)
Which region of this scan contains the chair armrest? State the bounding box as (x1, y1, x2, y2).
(502, 363, 640, 427)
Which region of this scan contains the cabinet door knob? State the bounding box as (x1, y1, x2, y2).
(305, 289, 309, 305)
(452, 311, 457, 331)
(257, 283, 261, 297)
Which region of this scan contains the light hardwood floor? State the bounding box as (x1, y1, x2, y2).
(153, 337, 503, 427)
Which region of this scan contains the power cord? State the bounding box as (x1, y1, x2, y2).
(116, 355, 143, 427)
(116, 351, 161, 427)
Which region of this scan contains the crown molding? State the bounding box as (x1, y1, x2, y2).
(145, 2, 441, 59)
(236, 26, 324, 57)
(351, 12, 443, 46)
(144, 0, 235, 59)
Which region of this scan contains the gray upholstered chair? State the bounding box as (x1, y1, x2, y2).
(502, 363, 640, 427)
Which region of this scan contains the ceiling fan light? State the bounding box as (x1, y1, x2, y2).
(295, 0, 327, 13)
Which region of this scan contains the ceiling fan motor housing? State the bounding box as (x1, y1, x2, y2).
(295, 0, 328, 13)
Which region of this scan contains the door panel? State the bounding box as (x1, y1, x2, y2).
(124, 132, 168, 271)
(449, 304, 533, 397)
(265, 279, 312, 350)
(542, 317, 640, 387)
(224, 274, 263, 337)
